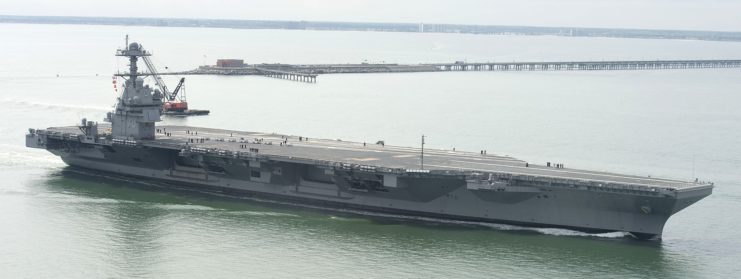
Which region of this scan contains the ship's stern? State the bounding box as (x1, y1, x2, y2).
(26, 128, 47, 150)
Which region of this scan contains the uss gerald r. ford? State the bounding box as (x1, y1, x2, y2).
(25, 41, 713, 240)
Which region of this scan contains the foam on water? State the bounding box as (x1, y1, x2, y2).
(0, 144, 65, 169)
(36, 192, 134, 205)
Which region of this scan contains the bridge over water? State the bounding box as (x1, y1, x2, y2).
(430, 60, 741, 71)
(164, 59, 741, 83)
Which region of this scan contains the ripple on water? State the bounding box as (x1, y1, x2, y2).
(150, 204, 219, 211)
(224, 211, 299, 217)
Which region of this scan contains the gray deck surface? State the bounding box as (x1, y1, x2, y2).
(46, 125, 704, 189)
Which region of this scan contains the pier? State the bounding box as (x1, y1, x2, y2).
(165, 59, 741, 82)
(430, 59, 741, 71)
(255, 67, 317, 83)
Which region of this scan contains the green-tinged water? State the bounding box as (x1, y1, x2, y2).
(1, 23, 741, 278)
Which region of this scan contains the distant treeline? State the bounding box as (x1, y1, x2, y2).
(2, 15, 741, 42)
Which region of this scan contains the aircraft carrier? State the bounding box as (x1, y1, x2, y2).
(25, 41, 713, 240)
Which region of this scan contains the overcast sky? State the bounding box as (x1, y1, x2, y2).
(2, 0, 740, 32)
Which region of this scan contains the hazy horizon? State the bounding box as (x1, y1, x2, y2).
(1, 0, 741, 32)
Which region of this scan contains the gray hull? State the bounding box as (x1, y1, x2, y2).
(43, 142, 709, 239)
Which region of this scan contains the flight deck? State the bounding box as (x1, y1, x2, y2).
(41, 124, 708, 190)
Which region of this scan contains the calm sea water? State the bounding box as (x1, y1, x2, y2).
(1, 23, 741, 278)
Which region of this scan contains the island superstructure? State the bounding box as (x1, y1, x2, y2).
(25, 41, 713, 240)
